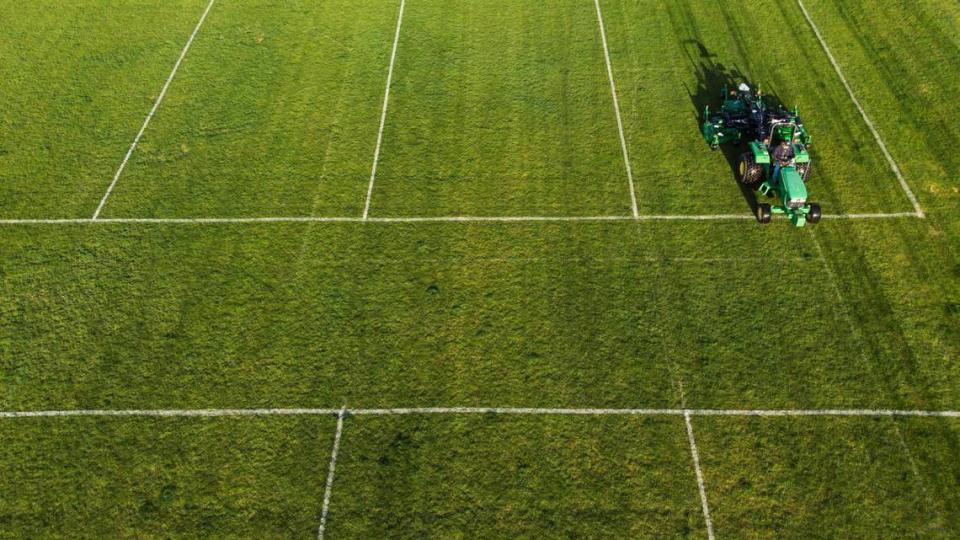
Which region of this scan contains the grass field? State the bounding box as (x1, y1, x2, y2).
(1, 0, 959, 537)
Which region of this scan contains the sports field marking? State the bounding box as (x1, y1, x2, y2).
(3, 407, 959, 419)
(593, 0, 639, 218)
(317, 407, 346, 540)
(362, 0, 406, 220)
(91, 0, 217, 220)
(684, 411, 716, 540)
(0, 212, 922, 226)
(796, 0, 924, 218)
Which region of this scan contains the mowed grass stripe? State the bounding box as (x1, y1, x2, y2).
(795, 0, 922, 217)
(798, 0, 960, 219)
(0, 0, 210, 219)
(100, 0, 400, 219)
(601, 0, 917, 215)
(369, 0, 633, 217)
(787, 2, 960, 422)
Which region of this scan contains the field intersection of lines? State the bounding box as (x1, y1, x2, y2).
(2, 0, 959, 537)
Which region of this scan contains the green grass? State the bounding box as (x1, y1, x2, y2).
(369, 0, 631, 217)
(101, 0, 400, 218)
(0, 0, 208, 219)
(3, 222, 911, 411)
(2, 0, 960, 536)
(0, 416, 335, 537)
(327, 415, 703, 537)
(694, 416, 960, 537)
(604, 0, 918, 215)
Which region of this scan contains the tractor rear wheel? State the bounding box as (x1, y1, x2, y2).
(808, 203, 822, 224)
(797, 162, 812, 182)
(739, 153, 764, 187)
(756, 203, 773, 224)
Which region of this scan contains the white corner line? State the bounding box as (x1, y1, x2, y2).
(684, 411, 716, 540)
(795, 0, 924, 218)
(363, 0, 406, 220)
(91, 0, 217, 220)
(593, 0, 639, 218)
(317, 406, 346, 540)
(3, 407, 959, 419)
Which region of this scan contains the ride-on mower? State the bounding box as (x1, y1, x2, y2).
(702, 83, 822, 226)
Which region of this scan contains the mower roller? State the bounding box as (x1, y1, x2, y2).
(702, 83, 821, 227)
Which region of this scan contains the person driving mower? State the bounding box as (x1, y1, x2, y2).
(771, 138, 795, 182)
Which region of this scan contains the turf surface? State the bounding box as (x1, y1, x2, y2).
(2, 0, 959, 536)
(0, 416, 334, 537)
(695, 416, 960, 537)
(369, 0, 632, 217)
(0, 0, 208, 219)
(327, 415, 704, 538)
(604, 0, 917, 215)
(100, 0, 400, 219)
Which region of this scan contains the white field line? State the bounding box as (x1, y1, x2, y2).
(796, 0, 924, 218)
(823, 212, 919, 220)
(684, 411, 716, 540)
(593, 0, 639, 218)
(317, 407, 346, 540)
(363, 0, 406, 220)
(91, 0, 217, 220)
(3, 407, 959, 419)
(0, 212, 924, 226)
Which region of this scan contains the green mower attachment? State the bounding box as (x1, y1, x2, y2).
(702, 83, 821, 227)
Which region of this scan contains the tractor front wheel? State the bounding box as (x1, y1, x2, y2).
(756, 203, 773, 224)
(739, 153, 764, 187)
(808, 203, 822, 224)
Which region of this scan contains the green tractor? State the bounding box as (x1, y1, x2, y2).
(702, 83, 821, 226)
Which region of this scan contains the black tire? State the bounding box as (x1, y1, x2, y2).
(756, 203, 773, 224)
(796, 162, 812, 182)
(739, 153, 764, 187)
(807, 203, 822, 224)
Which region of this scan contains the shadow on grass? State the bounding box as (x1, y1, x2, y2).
(680, 40, 791, 215)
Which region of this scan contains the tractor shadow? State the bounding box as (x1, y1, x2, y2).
(680, 40, 789, 214)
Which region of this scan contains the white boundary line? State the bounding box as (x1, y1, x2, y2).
(796, 0, 924, 218)
(593, 0, 639, 218)
(317, 407, 346, 540)
(3, 407, 959, 419)
(363, 0, 406, 220)
(91, 0, 217, 220)
(684, 411, 716, 540)
(0, 212, 922, 226)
